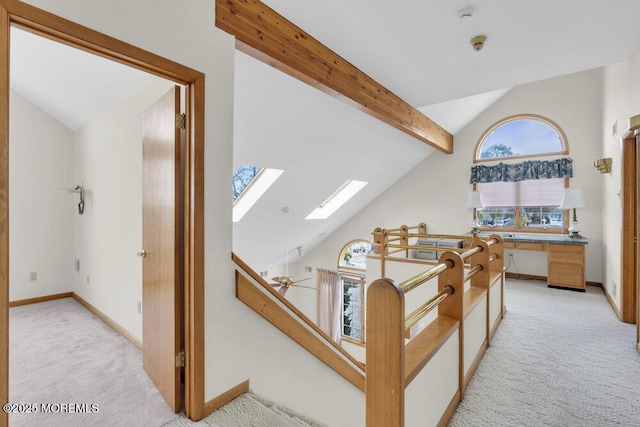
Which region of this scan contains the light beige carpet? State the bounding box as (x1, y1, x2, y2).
(164, 392, 326, 427)
(450, 279, 640, 426)
(9, 297, 178, 426)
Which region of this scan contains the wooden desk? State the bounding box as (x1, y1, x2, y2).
(499, 234, 587, 291)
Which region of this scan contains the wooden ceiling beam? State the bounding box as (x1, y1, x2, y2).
(216, 0, 453, 154)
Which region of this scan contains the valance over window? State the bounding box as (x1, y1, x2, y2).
(470, 158, 573, 184)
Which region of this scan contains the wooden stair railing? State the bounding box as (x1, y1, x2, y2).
(232, 253, 365, 391)
(366, 232, 503, 427)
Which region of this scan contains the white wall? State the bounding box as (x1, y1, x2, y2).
(294, 68, 606, 297)
(9, 89, 74, 301)
(599, 39, 640, 311)
(24, 2, 366, 425)
(601, 61, 629, 308)
(72, 78, 174, 340)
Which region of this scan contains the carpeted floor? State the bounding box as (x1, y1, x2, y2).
(17, 280, 635, 426)
(164, 393, 327, 427)
(449, 279, 640, 427)
(9, 297, 177, 427)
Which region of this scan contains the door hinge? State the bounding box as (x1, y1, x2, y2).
(175, 349, 185, 368)
(175, 113, 186, 130)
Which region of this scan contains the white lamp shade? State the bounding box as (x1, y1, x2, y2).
(466, 191, 484, 210)
(559, 188, 585, 210)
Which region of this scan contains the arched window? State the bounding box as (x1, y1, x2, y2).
(337, 239, 371, 271)
(474, 114, 568, 162)
(471, 115, 571, 232)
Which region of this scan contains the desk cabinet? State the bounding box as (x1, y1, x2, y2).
(547, 243, 585, 291)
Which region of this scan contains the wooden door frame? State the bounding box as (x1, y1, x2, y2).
(0, 0, 206, 424)
(621, 135, 637, 325)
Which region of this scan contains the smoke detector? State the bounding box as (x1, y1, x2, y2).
(470, 35, 487, 51)
(458, 7, 475, 23)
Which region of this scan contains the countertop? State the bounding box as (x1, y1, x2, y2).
(476, 232, 588, 245)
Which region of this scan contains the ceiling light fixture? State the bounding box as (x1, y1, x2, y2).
(305, 179, 367, 220)
(458, 7, 475, 23)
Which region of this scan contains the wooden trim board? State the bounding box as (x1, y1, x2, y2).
(437, 390, 461, 427)
(236, 271, 365, 391)
(10, 291, 144, 349)
(9, 292, 72, 307)
(0, 0, 206, 422)
(204, 380, 249, 415)
(232, 253, 365, 371)
(215, 0, 453, 153)
(505, 272, 602, 288)
(71, 293, 142, 349)
(463, 340, 487, 392)
(0, 4, 8, 425)
(603, 286, 622, 320)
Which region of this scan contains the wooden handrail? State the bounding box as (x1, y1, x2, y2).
(400, 260, 452, 294)
(236, 272, 365, 391)
(460, 245, 483, 260)
(388, 248, 406, 255)
(463, 264, 483, 282)
(232, 253, 366, 373)
(365, 226, 505, 427)
(382, 243, 467, 253)
(409, 233, 477, 240)
(486, 237, 499, 246)
(404, 285, 454, 331)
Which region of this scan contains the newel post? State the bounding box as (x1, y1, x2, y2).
(366, 278, 405, 427)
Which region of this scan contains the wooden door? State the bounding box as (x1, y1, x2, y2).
(636, 135, 640, 348)
(142, 86, 183, 412)
(621, 136, 637, 324)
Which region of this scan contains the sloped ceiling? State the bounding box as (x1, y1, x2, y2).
(10, 27, 151, 131)
(232, 51, 435, 267)
(10, 0, 640, 271)
(262, 0, 640, 107)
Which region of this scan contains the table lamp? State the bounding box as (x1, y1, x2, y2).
(467, 191, 484, 232)
(559, 188, 585, 239)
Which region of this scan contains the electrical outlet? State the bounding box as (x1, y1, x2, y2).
(29, 272, 37, 281)
(86, 275, 90, 285)
(612, 281, 617, 297)
(137, 300, 142, 314)
(74, 258, 80, 272)
(305, 266, 313, 273)
(259, 271, 268, 277)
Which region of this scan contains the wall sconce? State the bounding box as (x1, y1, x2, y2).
(466, 191, 484, 232)
(594, 158, 612, 173)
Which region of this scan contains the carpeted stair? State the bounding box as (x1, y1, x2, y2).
(164, 392, 327, 427)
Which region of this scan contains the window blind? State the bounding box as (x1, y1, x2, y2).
(478, 178, 565, 207)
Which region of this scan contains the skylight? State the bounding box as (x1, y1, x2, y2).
(305, 180, 367, 220)
(233, 165, 262, 202)
(232, 165, 283, 222)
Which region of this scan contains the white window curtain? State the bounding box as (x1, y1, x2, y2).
(316, 268, 342, 344)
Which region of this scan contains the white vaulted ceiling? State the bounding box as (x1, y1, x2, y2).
(10, 1, 640, 268)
